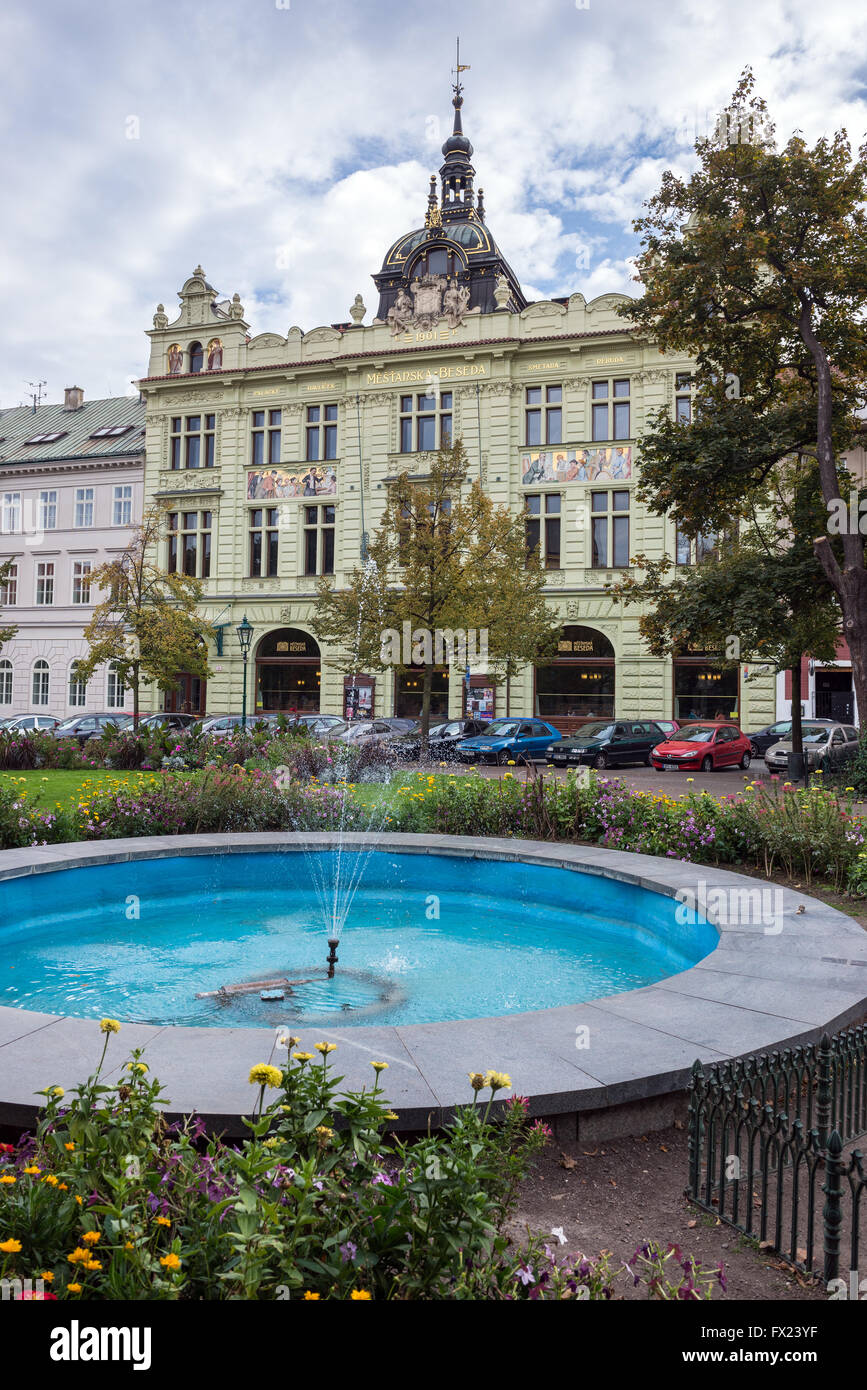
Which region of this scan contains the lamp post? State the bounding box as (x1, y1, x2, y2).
(236, 615, 253, 729)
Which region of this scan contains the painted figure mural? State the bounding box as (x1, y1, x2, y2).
(167, 343, 183, 375)
(207, 338, 223, 370)
(521, 447, 632, 485)
(247, 465, 337, 500)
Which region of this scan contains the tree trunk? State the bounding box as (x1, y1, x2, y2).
(419, 663, 434, 760)
(791, 660, 802, 758)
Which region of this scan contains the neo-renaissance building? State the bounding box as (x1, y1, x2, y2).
(137, 81, 778, 728)
(0, 388, 144, 719)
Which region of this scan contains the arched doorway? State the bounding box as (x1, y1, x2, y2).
(534, 625, 615, 721)
(255, 628, 321, 713)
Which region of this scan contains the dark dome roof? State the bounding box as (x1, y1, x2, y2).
(379, 219, 497, 274)
(442, 129, 472, 157)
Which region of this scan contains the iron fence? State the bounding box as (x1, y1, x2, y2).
(687, 1027, 867, 1285)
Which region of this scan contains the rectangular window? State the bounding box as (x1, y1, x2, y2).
(69, 662, 87, 708)
(36, 560, 55, 605)
(253, 410, 281, 468)
(249, 508, 279, 578)
(0, 661, 12, 704)
(32, 663, 49, 706)
(524, 494, 562, 569)
(399, 392, 453, 453)
(303, 504, 336, 576)
(525, 386, 562, 446)
(591, 379, 630, 441)
(675, 372, 692, 423)
(171, 416, 215, 471)
(112, 485, 133, 526)
(590, 490, 630, 569)
(1, 492, 21, 534)
(72, 560, 93, 605)
(306, 404, 338, 462)
(39, 490, 58, 530)
(166, 511, 212, 579)
(676, 527, 718, 565)
(107, 665, 126, 709)
(74, 487, 94, 528)
(0, 562, 18, 606)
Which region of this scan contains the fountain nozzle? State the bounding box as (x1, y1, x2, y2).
(326, 938, 340, 979)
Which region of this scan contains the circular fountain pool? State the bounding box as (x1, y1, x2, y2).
(0, 849, 718, 1029)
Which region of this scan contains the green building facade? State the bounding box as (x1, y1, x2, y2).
(138, 85, 776, 729)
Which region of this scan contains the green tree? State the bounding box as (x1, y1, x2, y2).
(312, 440, 559, 749)
(0, 559, 18, 653)
(77, 507, 213, 724)
(620, 69, 867, 720)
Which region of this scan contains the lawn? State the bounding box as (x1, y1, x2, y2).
(0, 768, 167, 809)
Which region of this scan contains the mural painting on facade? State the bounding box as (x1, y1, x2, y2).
(521, 446, 632, 485)
(167, 343, 183, 375)
(247, 465, 337, 500)
(206, 338, 223, 370)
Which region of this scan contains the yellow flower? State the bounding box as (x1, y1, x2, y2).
(23, 1166, 41, 1176)
(371, 1061, 388, 1073)
(154, 1216, 171, 1227)
(41, 1270, 54, 1282)
(99, 1018, 121, 1034)
(124, 1242, 134, 1251)
(127, 1062, 148, 1074)
(42, 1174, 59, 1187)
(293, 1052, 313, 1064)
(50, 1087, 64, 1098)
(64, 1142, 75, 1151)
(0, 1238, 22, 1254)
(278, 1035, 300, 1049)
(67, 1248, 90, 1265)
(484, 1070, 512, 1093)
(0, 1176, 15, 1186)
(75, 1195, 83, 1206)
(67, 1282, 82, 1293)
(314, 1042, 337, 1055)
(384, 1111, 399, 1121)
(84, 1259, 102, 1271)
(81, 1231, 101, 1245)
(159, 1253, 181, 1271)
(350, 1289, 372, 1300)
(304, 1290, 321, 1299)
(248, 1064, 283, 1088)
(468, 1072, 486, 1092)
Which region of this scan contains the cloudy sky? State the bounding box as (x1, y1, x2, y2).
(1, 0, 866, 407)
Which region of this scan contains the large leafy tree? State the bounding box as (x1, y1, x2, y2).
(312, 440, 560, 748)
(620, 70, 867, 719)
(77, 507, 213, 724)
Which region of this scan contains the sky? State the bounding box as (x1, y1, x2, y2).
(1, 0, 866, 408)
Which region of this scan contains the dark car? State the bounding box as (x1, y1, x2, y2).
(392, 718, 490, 762)
(745, 717, 835, 759)
(458, 718, 562, 765)
(52, 714, 129, 747)
(128, 713, 200, 733)
(289, 714, 346, 734)
(546, 720, 669, 770)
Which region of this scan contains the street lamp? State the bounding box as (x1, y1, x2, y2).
(236, 615, 253, 729)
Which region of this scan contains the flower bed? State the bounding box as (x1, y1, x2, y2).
(0, 1023, 723, 1301)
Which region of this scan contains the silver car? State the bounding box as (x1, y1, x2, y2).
(764, 722, 860, 774)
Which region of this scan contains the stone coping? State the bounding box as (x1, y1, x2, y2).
(0, 832, 865, 1133)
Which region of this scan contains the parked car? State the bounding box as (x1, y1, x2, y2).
(333, 719, 409, 746)
(650, 723, 752, 772)
(289, 714, 346, 734)
(745, 716, 835, 760)
(651, 719, 681, 738)
(374, 717, 420, 733)
(546, 720, 669, 770)
(391, 718, 490, 762)
(458, 718, 562, 765)
(130, 713, 200, 733)
(0, 714, 61, 733)
(198, 714, 282, 738)
(764, 722, 860, 775)
(52, 714, 129, 747)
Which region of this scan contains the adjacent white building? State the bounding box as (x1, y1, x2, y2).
(0, 387, 145, 718)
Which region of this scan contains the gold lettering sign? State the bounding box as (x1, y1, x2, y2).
(276, 641, 289, 652)
(251, 388, 281, 397)
(594, 355, 632, 365)
(305, 382, 337, 391)
(365, 364, 488, 386)
(526, 361, 564, 371)
(289, 642, 307, 651)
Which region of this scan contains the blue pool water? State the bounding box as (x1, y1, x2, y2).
(0, 852, 717, 1028)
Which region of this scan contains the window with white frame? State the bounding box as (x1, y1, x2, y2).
(112, 485, 133, 526)
(32, 659, 49, 707)
(0, 658, 12, 704)
(106, 661, 126, 709)
(68, 661, 87, 708)
(0, 562, 18, 606)
(591, 380, 631, 442)
(675, 372, 692, 423)
(39, 490, 58, 530)
(74, 487, 94, 528)
(1, 492, 21, 534)
(72, 560, 93, 605)
(35, 561, 55, 605)
(590, 490, 631, 568)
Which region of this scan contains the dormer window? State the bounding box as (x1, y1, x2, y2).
(189, 342, 204, 373)
(411, 248, 455, 278)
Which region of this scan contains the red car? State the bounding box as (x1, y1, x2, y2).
(651, 722, 752, 772)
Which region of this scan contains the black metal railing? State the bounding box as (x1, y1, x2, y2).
(687, 1027, 867, 1284)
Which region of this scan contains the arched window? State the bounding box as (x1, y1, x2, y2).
(32, 659, 49, 707)
(0, 658, 12, 705)
(410, 247, 456, 279)
(106, 661, 126, 709)
(69, 660, 87, 709)
(188, 341, 204, 373)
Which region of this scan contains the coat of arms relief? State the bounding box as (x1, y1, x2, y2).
(387, 274, 471, 335)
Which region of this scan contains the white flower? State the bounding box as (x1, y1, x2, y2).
(550, 1226, 567, 1245)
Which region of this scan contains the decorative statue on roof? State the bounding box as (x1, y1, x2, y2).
(443, 280, 471, 328)
(387, 288, 414, 336)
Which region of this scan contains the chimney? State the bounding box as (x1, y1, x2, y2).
(63, 386, 84, 411)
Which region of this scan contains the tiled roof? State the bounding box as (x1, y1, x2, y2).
(0, 395, 146, 468)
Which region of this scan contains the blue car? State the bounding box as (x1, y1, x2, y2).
(458, 718, 562, 765)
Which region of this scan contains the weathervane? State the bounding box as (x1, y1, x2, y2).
(452, 35, 470, 99)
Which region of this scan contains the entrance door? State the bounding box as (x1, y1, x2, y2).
(815, 670, 854, 722)
(164, 674, 206, 715)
